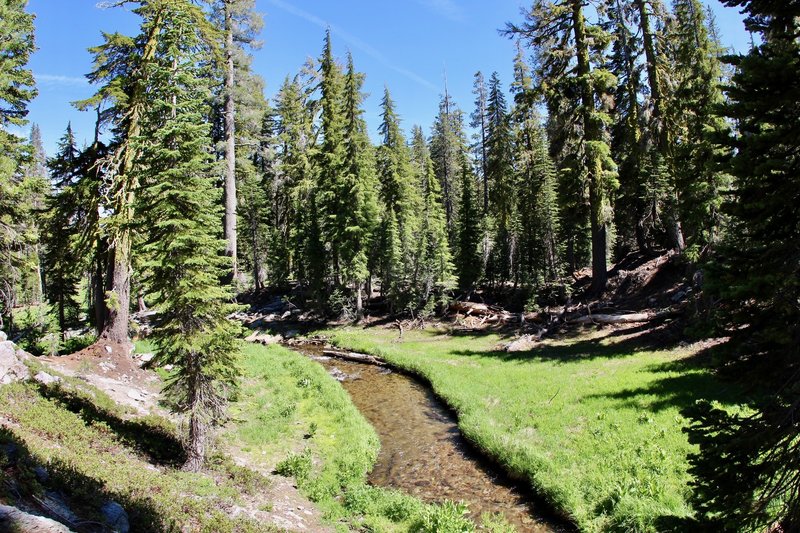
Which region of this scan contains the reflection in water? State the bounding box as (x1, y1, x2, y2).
(292, 344, 556, 533)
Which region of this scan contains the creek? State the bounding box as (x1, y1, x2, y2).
(291, 343, 563, 532)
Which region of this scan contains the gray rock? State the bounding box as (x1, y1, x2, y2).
(43, 490, 80, 525)
(0, 341, 30, 385)
(0, 504, 73, 533)
(138, 352, 154, 363)
(0, 330, 6, 342)
(34, 465, 49, 483)
(101, 500, 130, 533)
(33, 372, 61, 386)
(104, 345, 113, 354)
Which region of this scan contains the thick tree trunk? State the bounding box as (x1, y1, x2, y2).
(183, 353, 207, 472)
(572, 0, 608, 294)
(101, 246, 131, 344)
(355, 280, 363, 320)
(223, 7, 239, 280)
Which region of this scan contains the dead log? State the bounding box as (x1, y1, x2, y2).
(322, 349, 386, 366)
(567, 308, 680, 325)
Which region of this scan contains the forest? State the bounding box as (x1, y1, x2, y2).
(0, 0, 798, 531)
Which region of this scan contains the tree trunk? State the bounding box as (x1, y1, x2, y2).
(137, 289, 147, 313)
(355, 280, 363, 320)
(223, 6, 239, 280)
(572, 0, 608, 294)
(99, 9, 163, 344)
(183, 353, 207, 472)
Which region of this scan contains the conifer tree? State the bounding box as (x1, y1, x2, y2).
(469, 72, 489, 213)
(686, 0, 800, 528)
(410, 125, 453, 302)
(0, 0, 37, 329)
(510, 46, 562, 288)
(376, 86, 419, 308)
(507, 0, 618, 293)
(455, 156, 482, 289)
(135, 0, 239, 472)
(430, 88, 468, 247)
(485, 72, 516, 285)
(340, 53, 379, 317)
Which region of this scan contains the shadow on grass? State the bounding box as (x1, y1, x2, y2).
(0, 426, 168, 532)
(35, 383, 185, 467)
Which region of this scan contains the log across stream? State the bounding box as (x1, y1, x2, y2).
(289, 343, 566, 532)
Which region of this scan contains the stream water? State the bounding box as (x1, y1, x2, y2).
(292, 344, 561, 532)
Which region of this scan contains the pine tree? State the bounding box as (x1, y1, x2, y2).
(410, 125, 453, 302)
(0, 0, 37, 330)
(507, 0, 618, 293)
(686, 1, 800, 529)
(135, 0, 240, 472)
(667, 0, 729, 257)
(211, 0, 263, 281)
(339, 53, 379, 317)
(469, 71, 489, 213)
(376, 86, 419, 309)
(485, 72, 516, 285)
(430, 88, 468, 248)
(510, 45, 562, 289)
(455, 156, 482, 289)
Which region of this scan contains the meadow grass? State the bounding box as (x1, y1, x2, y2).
(229, 342, 509, 532)
(320, 324, 748, 532)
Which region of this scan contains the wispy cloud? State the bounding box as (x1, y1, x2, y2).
(267, 0, 439, 92)
(35, 73, 89, 87)
(414, 0, 465, 23)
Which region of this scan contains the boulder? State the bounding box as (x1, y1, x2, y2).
(0, 330, 6, 342)
(100, 500, 130, 533)
(0, 504, 73, 533)
(33, 372, 61, 386)
(0, 341, 30, 385)
(504, 335, 539, 353)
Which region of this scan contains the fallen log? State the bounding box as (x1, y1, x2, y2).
(567, 308, 679, 325)
(322, 349, 386, 366)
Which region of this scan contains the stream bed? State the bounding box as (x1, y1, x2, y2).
(292, 344, 561, 532)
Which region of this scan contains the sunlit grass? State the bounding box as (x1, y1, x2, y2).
(320, 325, 747, 532)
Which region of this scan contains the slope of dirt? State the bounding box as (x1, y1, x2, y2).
(31, 350, 333, 532)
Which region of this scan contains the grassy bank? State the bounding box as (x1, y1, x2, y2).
(229, 342, 513, 532)
(321, 325, 747, 532)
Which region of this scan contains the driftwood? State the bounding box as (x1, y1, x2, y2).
(322, 349, 386, 366)
(450, 301, 551, 324)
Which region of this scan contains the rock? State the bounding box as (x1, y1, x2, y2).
(284, 330, 300, 339)
(504, 335, 538, 352)
(0, 504, 73, 533)
(104, 345, 113, 354)
(101, 500, 130, 533)
(15, 349, 31, 361)
(43, 490, 80, 525)
(139, 353, 154, 363)
(0, 330, 6, 342)
(245, 332, 283, 345)
(33, 372, 61, 386)
(163, 364, 174, 371)
(1, 341, 30, 385)
(125, 389, 144, 402)
(34, 465, 50, 483)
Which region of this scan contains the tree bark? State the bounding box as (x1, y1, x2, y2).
(571, 0, 608, 294)
(99, 8, 164, 344)
(223, 4, 239, 280)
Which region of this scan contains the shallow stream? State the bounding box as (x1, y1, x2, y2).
(292, 343, 561, 532)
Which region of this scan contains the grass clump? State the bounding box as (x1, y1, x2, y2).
(321, 325, 747, 532)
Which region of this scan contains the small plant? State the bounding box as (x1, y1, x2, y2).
(414, 500, 475, 533)
(274, 449, 312, 483)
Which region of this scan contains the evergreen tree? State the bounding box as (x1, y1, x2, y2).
(210, 0, 263, 281)
(410, 125, 453, 302)
(667, 0, 729, 257)
(430, 88, 468, 247)
(455, 156, 482, 289)
(0, 0, 37, 330)
(340, 53, 379, 317)
(135, 0, 240, 472)
(510, 45, 562, 288)
(469, 71, 489, 213)
(484, 72, 516, 285)
(686, 1, 800, 529)
(376, 86, 419, 309)
(507, 0, 618, 293)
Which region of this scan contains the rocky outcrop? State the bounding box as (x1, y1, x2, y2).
(0, 504, 74, 532)
(0, 331, 30, 384)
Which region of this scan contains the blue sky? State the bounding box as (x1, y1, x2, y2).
(23, 0, 750, 156)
